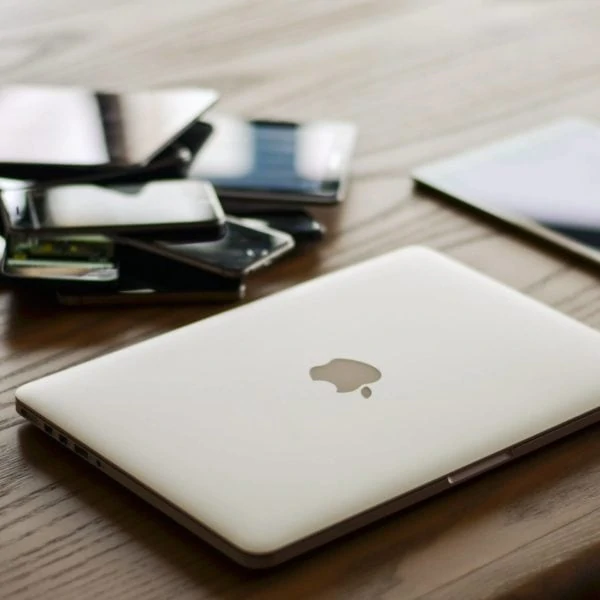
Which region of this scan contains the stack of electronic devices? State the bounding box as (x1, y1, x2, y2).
(0, 85, 357, 306)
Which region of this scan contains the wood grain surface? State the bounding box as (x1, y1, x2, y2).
(2, 0, 600, 598)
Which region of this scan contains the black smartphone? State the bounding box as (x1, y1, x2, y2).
(57, 120, 216, 186)
(187, 115, 357, 206)
(0, 85, 218, 180)
(56, 271, 244, 306)
(232, 211, 325, 243)
(56, 242, 247, 306)
(120, 216, 295, 279)
(0, 234, 119, 285)
(0, 180, 226, 241)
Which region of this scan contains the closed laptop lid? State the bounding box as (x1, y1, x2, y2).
(16, 247, 600, 558)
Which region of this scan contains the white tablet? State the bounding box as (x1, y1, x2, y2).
(413, 118, 600, 265)
(15, 247, 600, 567)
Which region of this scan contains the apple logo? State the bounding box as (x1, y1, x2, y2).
(309, 358, 382, 398)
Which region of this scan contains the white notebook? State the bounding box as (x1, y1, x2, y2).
(15, 246, 600, 567)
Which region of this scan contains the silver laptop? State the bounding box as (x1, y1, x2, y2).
(15, 247, 600, 568)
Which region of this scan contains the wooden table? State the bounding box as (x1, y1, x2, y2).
(2, 1, 600, 598)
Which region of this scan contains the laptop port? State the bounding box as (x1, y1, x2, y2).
(74, 445, 88, 459)
(58, 434, 68, 445)
(44, 424, 53, 435)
